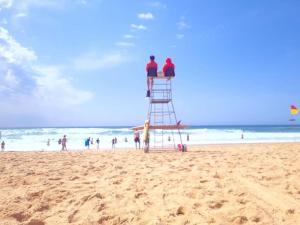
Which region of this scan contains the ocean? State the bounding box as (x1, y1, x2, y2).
(0, 125, 300, 151)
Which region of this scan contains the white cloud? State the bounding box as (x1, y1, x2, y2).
(72, 52, 128, 71)
(148, 1, 166, 9)
(2, 0, 66, 20)
(33, 65, 93, 105)
(177, 16, 191, 30)
(176, 34, 184, 39)
(123, 34, 135, 39)
(138, 12, 154, 20)
(4, 69, 19, 87)
(16, 0, 63, 11)
(15, 12, 27, 18)
(131, 24, 147, 30)
(0, 26, 93, 108)
(0, 0, 13, 9)
(0, 69, 19, 92)
(115, 41, 134, 47)
(177, 21, 191, 30)
(0, 27, 37, 64)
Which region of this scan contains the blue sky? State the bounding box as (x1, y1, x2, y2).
(0, 0, 300, 127)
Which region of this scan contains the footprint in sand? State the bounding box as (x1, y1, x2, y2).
(112, 179, 123, 185)
(250, 216, 261, 223)
(176, 206, 186, 215)
(134, 192, 147, 199)
(34, 203, 50, 212)
(26, 190, 44, 201)
(97, 203, 106, 212)
(230, 216, 248, 224)
(97, 215, 115, 224)
(10, 212, 31, 222)
(286, 208, 295, 215)
(193, 202, 201, 208)
(115, 194, 123, 199)
(68, 210, 79, 223)
(199, 179, 208, 183)
(69, 176, 80, 181)
(26, 219, 45, 225)
(236, 198, 248, 205)
(48, 177, 61, 181)
(208, 200, 227, 209)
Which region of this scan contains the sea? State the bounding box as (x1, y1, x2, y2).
(1, 125, 300, 151)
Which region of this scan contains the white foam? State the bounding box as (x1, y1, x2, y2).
(1, 127, 300, 151)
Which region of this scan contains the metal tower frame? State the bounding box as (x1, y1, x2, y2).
(146, 77, 184, 151)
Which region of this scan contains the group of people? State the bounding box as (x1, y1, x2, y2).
(111, 137, 118, 149)
(0, 132, 189, 152)
(146, 55, 176, 97)
(85, 137, 100, 149)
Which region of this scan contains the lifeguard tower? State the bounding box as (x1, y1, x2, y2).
(131, 72, 187, 152)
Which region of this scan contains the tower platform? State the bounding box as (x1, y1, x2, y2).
(130, 124, 187, 131)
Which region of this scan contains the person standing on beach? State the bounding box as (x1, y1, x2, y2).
(61, 135, 67, 151)
(146, 55, 158, 97)
(1, 141, 5, 151)
(134, 130, 140, 149)
(112, 138, 115, 149)
(85, 137, 90, 149)
(96, 138, 100, 150)
(187, 134, 190, 141)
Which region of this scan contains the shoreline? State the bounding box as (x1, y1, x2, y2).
(2, 141, 300, 152)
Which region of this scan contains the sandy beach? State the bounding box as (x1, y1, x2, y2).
(0, 143, 299, 225)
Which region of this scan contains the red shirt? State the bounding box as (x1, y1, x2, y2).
(163, 58, 175, 73)
(146, 60, 158, 71)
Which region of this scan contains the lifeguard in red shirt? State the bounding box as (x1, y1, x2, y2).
(163, 57, 175, 79)
(146, 55, 158, 97)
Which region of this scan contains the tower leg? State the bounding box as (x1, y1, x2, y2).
(144, 141, 149, 153)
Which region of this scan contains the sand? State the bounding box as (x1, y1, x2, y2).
(0, 143, 299, 225)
